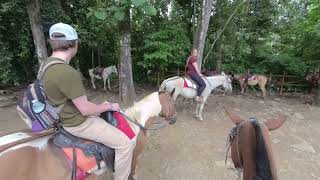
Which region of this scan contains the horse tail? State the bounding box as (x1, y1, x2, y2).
(250, 120, 273, 180)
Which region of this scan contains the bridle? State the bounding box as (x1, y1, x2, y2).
(159, 91, 177, 125)
(120, 92, 177, 135)
(225, 120, 244, 167)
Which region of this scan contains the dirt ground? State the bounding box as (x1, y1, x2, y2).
(1, 88, 320, 180)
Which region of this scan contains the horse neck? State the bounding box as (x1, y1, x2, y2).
(207, 76, 225, 89)
(125, 92, 162, 135)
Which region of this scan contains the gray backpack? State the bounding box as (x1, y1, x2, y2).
(17, 60, 65, 132)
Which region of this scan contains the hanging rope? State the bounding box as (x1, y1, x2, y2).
(202, 0, 246, 66)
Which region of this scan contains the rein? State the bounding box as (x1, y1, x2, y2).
(119, 111, 169, 135)
(225, 121, 244, 166)
(202, 75, 214, 90)
(225, 118, 262, 167)
(0, 130, 55, 153)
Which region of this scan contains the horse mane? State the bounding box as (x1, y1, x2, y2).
(158, 91, 175, 118)
(250, 120, 273, 180)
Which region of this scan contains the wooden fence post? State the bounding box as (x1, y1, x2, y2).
(268, 73, 272, 94)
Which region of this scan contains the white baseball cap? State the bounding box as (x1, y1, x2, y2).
(49, 22, 78, 40)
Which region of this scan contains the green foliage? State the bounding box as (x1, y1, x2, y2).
(0, 42, 18, 85)
(139, 24, 191, 78)
(0, 0, 319, 88)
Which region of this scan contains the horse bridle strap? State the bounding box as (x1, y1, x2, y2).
(225, 120, 245, 166)
(119, 111, 168, 135)
(202, 75, 214, 90)
(225, 118, 261, 167)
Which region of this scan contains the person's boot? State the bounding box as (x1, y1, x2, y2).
(195, 96, 203, 103)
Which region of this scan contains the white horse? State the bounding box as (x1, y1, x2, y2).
(88, 65, 118, 91)
(159, 72, 233, 121)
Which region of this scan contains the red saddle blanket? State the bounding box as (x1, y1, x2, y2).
(240, 75, 257, 81)
(183, 78, 197, 88)
(63, 145, 97, 173)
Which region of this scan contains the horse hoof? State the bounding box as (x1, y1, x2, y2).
(199, 117, 203, 121)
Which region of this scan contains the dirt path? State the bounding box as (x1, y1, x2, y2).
(0, 90, 319, 180)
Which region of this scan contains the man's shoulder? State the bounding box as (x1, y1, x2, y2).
(47, 62, 76, 74)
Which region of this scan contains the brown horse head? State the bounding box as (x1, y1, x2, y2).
(225, 108, 286, 180)
(158, 90, 177, 124)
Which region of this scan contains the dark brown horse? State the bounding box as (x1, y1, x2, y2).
(0, 91, 176, 180)
(225, 109, 286, 180)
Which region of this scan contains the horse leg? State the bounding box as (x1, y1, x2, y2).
(240, 81, 245, 95)
(198, 97, 208, 121)
(195, 103, 200, 118)
(91, 77, 96, 89)
(130, 132, 146, 180)
(103, 78, 107, 91)
(108, 78, 111, 90)
(258, 82, 266, 98)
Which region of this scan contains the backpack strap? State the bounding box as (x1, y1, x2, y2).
(37, 60, 66, 79)
(37, 60, 66, 111)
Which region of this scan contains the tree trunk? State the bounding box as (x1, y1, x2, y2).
(216, 36, 223, 70)
(118, 7, 136, 106)
(192, 0, 197, 44)
(193, 0, 214, 68)
(25, 0, 47, 65)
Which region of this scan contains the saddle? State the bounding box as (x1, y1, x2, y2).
(240, 74, 256, 81)
(93, 67, 104, 77)
(53, 127, 115, 173)
(183, 76, 197, 89)
(53, 111, 135, 179)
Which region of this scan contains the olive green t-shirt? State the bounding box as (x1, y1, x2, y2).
(42, 57, 86, 127)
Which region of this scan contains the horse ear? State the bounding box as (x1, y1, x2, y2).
(224, 107, 242, 124)
(264, 116, 286, 131)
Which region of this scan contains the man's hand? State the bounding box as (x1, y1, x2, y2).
(109, 103, 120, 112)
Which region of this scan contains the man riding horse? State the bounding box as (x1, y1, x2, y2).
(44, 23, 133, 180)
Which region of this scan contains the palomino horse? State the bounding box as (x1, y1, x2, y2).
(88, 65, 118, 91)
(0, 91, 176, 180)
(159, 72, 232, 121)
(225, 109, 286, 180)
(233, 74, 268, 98)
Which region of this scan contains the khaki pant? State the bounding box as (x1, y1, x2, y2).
(64, 117, 134, 180)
